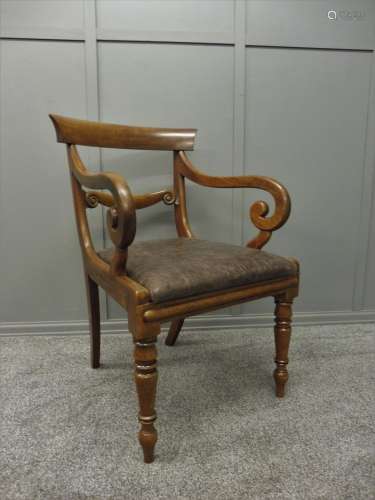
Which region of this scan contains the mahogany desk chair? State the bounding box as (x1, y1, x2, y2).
(50, 115, 299, 464)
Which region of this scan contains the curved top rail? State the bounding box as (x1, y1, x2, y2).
(49, 114, 197, 151)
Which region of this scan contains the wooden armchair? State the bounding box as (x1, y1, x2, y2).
(50, 114, 299, 464)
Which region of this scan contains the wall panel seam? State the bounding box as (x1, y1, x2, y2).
(352, 50, 375, 310)
(231, 0, 246, 317)
(232, 0, 246, 244)
(0, 29, 85, 41)
(96, 29, 234, 45)
(83, 0, 108, 320)
(245, 44, 374, 53)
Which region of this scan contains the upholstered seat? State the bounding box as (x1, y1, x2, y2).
(99, 238, 297, 303)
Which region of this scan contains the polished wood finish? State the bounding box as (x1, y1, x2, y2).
(134, 339, 158, 463)
(173, 152, 194, 238)
(85, 188, 176, 210)
(274, 294, 294, 397)
(50, 114, 196, 151)
(165, 318, 185, 346)
(175, 151, 291, 249)
(50, 114, 299, 463)
(84, 273, 100, 369)
(143, 276, 298, 324)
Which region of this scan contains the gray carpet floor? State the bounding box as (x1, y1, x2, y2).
(0, 324, 374, 500)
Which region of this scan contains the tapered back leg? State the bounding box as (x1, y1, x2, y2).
(165, 318, 185, 346)
(84, 273, 101, 369)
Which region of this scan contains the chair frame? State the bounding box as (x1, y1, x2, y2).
(50, 114, 299, 464)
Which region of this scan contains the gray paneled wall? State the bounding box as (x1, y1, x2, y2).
(244, 47, 372, 313)
(0, 0, 374, 334)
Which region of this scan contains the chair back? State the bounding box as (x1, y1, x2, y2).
(49, 114, 196, 151)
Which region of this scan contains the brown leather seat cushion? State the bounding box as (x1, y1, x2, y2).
(99, 238, 297, 304)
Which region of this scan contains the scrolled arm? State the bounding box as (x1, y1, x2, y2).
(68, 145, 136, 273)
(177, 151, 291, 249)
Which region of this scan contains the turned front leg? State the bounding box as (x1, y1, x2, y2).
(134, 339, 158, 463)
(273, 296, 293, 398)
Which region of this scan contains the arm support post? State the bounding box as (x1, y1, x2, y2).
(68, 145, 136, 274)
(175, 151, 291, 249)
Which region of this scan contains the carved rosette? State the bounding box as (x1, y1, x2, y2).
(85, 192, 99, 208)
(162, 190, 177, 206)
